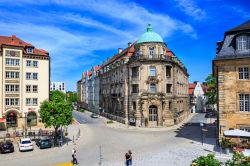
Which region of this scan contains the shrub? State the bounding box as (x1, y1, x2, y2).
(78, 108, 85, 113)
(191, 154, 222, 166)
(225, 152, 250, 166)
(221, 137, 231, 148)
(107, 120, 113, 124)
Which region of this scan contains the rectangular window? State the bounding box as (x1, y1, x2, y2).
(166, 66, 171, 77)
(5, 72, 19, 78)
(150, 84, 156, 93)
(5, 58, 10, 65)
(26, 73, 31, 80)
(15, 85, 19, 92)
(26, 60, 31, 67)
(10, 98, 14, 105)
(33, 61, 38, 67)
(166, 84, 172, 93)
(133, 102, 136, 110)
(33, 73, 38, 80)
(15, 98, 19, 105)
(132, 84, 139, 93)
(27, 48, 33, 53)
(10, 85, 15, 91)
(239, 67, 249, 79)
(240, 94, 250, 112)
(33, 85, 38, 92)
(149, 66, 156, 76)
(5, 85, 10, 92)
(16, 59, 20, 66)
(33, 98, 38, 105)
(237, 36, 248, 51)
(149, 47, 154, 58)
(26, 85, 31, 92)
(26, 98, 31, 105)
(132, 67, 139, 78)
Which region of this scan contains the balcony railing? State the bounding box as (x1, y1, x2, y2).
(133, 54, 172, 61)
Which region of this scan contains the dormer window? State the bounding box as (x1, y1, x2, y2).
(237, 35, 249, 51)
(27, 47, 33, 53)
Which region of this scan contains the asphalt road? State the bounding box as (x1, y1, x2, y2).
(0, 112, 217, 166)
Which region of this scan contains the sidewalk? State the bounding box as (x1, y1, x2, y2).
(83, 110, 197, 132)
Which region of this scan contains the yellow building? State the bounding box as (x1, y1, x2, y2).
(0, 35, 50, 129)
(213, 20, 250, 139)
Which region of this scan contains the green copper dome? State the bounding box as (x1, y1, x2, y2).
(137, 24, 163, 44)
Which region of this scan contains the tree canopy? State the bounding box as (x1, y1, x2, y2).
(40, 90, 72, 130)
(204, 74, 217, 106)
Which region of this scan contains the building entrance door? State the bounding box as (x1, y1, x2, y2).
(148, 105, 158, 127)
(6, 112, 17, 127)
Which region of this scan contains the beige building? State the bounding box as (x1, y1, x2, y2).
(79, 24, 189, 127)
(213, 20, 250, 139)
(0, 35, 50, 130)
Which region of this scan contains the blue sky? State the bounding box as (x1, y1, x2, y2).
(0, 0, 249, 91)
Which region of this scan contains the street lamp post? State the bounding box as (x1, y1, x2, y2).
(200, 122, 204, 145)
(24, 112, 27, 138)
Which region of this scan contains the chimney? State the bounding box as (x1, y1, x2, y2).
(118, 48, 122, 54)
(128, 42, 132, 47)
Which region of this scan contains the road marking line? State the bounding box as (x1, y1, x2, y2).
(52, 162, 73, 166)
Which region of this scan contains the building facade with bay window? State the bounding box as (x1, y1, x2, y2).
(213, 20, 250, 139)
(78, 24, 189, 127)
(0, 35, 50, 129)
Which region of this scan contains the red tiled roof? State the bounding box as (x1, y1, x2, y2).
(94, 66, 100, 71)
(87, 71, 92, 76)
(189, 83, 196, 95)
(166, 47, 174, 57)
(0, 35, 48, 56)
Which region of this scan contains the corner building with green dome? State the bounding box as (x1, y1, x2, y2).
(78, 24, 190, 127)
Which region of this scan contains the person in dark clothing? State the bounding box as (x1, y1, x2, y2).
(72, 149, 78, 165)
(125, 152, 130, 166)
(128, 150, 132, 165)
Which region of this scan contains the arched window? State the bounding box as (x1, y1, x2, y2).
(27, 112, 37, 126)
(149, 66, 156, 76)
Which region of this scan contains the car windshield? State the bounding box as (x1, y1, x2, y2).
(21, 141, 31, 144)
(41, 140, 50, 143)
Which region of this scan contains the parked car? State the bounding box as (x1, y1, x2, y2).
(36, 137, 52, 149)
(91, 113, 98, 118)
(18, 138, 33, 152)
(0, 140, 14, 153)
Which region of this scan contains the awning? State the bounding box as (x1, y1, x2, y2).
(0, 118, 5, 123)
(224, 129, 250, 138)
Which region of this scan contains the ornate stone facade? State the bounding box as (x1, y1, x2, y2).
(213, 20, 250, 139)
(78, 24, 189, 127)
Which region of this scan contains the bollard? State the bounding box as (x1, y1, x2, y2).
(73, 136, 74, 143)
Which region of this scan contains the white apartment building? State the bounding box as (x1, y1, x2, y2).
(0, 35, 50, 130)
(50, 82, 66, 93)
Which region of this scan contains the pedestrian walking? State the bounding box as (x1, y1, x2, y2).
(125, 152, 130, 166)
(72, 148, 79, 165)
(128, 150, 132, 165)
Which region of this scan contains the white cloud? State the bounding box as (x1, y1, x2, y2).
(174, 0, 206, 20)
(0, 0, 198, 90)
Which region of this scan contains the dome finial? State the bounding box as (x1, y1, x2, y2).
(147, 24, 153, 32)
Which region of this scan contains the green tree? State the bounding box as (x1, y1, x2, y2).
(204, 74, 217, 108)
(66, 91, 78, 104)
(40, 90, 72, 145)
(191, 154, 222, 166)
